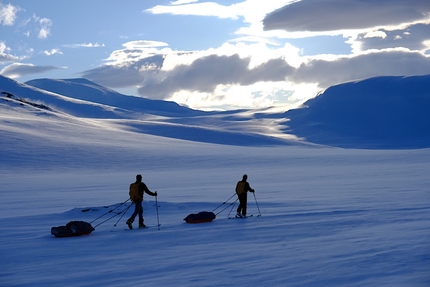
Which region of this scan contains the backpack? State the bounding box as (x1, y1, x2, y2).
(129, 183, 142, 201)
(236, 181, 246, 195)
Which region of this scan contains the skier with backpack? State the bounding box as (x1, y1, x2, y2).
(126, 174, 157, 229)
(235, 174, 255, 218)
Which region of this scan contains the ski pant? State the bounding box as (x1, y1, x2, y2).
(129, 201, 144, 224)
(237, 193, 247, 216)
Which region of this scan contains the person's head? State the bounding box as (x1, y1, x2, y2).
(136, 174, 142, 182)
(242, 174, 248, 181)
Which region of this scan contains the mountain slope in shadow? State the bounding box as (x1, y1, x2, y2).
(283, 75, 430, 149)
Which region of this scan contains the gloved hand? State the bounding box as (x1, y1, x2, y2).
(154, 191, 158, 196)
(251, 189, 255, 193)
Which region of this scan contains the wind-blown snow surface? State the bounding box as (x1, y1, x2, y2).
(1, 76, 429, 286)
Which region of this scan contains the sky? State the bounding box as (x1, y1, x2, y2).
(1, 0, 430, 110)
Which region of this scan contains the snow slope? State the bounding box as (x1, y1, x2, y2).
(284, 75, 430, 149)
(0, 75, 429, 286)
(3, 76, 300, 146)
(23, 74, 430, 149)
(25, 77, 207, 117)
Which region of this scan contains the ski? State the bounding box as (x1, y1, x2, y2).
(228, 214, 254, 219)
(124, 226, 149, 230)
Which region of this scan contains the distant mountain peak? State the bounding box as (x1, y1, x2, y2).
(285, 74, 430, 149)
(24, 77, 206, 117)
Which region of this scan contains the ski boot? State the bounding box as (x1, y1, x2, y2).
(126, 219, 133, 230)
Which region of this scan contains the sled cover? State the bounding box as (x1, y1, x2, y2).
(184, 211, 216, 224)
(51, 221, 95, 238)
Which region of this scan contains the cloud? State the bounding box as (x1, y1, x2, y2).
(0, 42, 6, 53)
(120, 48, 430, 110)
(144, 1, 309, 53)
(263, 0, 430, 32)
(0, 63, 62, 78)
(63, 43, 105, 48)
(78, 0, 430, 110)
(80, 33, 430, 110)
(0, 53, 21, 62)
(146, 0, 312, 56)
(37, 18, 52, 39)
(81, 40, 306, 109)
(137, 54, 295, 99)
(41, 49, 63, 56)
(81, 55, 165, 88)
(292, 49, 430, 87)
(170, 0, 198, 4)
(351, 23, 430, 53)
(0, 3, 20, 26)
(7, 12, 53, 40)
(122, 40, 168, 49)
(0, 42, 22, 62)
(136, 48, 430, 102)
(145, 2, 240, 19)
(81, 41, 172, 88)
(18, 14, 53, 39)
(145, 0, 292, 25)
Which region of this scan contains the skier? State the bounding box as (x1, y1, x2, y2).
(235, 174, 255, 218)
(126, 174, 157, 229)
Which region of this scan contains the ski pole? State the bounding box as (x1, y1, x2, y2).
(90, 198, 130, 224)
(113, 202, 134, 227)
(253, 192, 261, 217)
(94, 202, 133, 228)
(155, 194, 160, 230)
(212, 193, 236, 213)
(215, 198, 238, 216)
(227, 198, 238, 218)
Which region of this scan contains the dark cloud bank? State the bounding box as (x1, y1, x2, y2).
(263, 0, 430, 32)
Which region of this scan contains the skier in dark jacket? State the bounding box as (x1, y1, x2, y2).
(126, 174, 157, 229)
(235, 174, 254, 218)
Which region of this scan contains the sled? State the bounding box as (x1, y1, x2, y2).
(51, 221, 95, 238)
(184, 211, 216, 224)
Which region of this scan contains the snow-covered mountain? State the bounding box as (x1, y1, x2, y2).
(1, 74, 430, 149)
(1, 75, 296, 147)
(283, 75, 430, 149)
(25, 77, 207, 117)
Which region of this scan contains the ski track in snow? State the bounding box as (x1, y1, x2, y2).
(1, 147, 430, 286)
